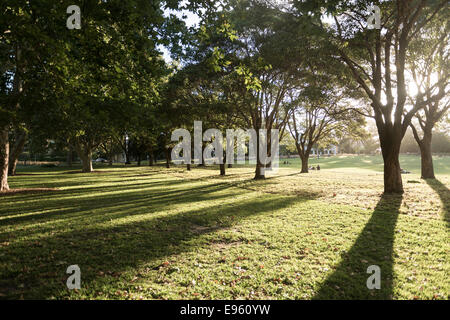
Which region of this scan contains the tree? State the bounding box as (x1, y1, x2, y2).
(297, 0, 449, 192)
(217, 0, 322, 179)
(52, 1, 175, 172)
(0, 1, 199, 187)
(0, 0, 74, 190)
(408, 14, 449, 178)
(288, 74, 365, 173)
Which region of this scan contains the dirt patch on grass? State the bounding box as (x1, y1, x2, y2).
(211, 240, 242, 250)
(120, 173, 159, 178)
(11, 173, 50, 176)
(0, 188, 58, 196)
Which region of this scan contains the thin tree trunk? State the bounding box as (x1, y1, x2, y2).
(186, 163, 191, 171)
(219, 152, 226, 176)
(125, 152, 131, 165)
(254, 129, 265, 179)
(67, 147, 73, 167)
(197, 143, 205, 167)
(228, 164, 232, 168)
(8, 130, 27, 176)
(220, 164, 225, 176)
(137, 154, 141, 166)
(165, 148, 170, 168)
(149, 150, 154, 166)
(0, 127, 9, 191)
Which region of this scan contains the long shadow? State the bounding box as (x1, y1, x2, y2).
(424, 179, 450, 228)
(313, 193, 402, 299)
(0, 181, 239, 227)
(1, 171, 228, 215)
(0, 190, 315, 299)
(1, 165, 322, 298)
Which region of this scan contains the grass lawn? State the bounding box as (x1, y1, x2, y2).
(0, 155, 448, 299)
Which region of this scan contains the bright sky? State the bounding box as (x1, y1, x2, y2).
(160, 6, 200, 62)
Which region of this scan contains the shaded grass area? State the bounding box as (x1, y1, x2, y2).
(314, 194, 402, 299)
(0, 162, 449, 299)
(425, 179, 450, 228)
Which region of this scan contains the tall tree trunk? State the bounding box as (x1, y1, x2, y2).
(186, 164, 191, 171)
(74, 141, 93, 173)
(300, 154, 309, 173)
(8, 130, 27, 176)
(411, 126, 435, 179)
(0, 128, 9, 191)
(228, 163, 232, 168)
(377, 121, 404, 194)
(381, 141, 403, 193)
(419, 131, 435, 179)
(254, 127, 265, 179)
(2, 45, 22, 190)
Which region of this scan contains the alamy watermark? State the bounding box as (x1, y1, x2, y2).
(171, 121, 279, 174)
(367, 5, 381, 29)
(366, 265, 381, 290)
(67, 5, 81, 30)
(64, 4, 381, 30)
(66, 265, 81, 290)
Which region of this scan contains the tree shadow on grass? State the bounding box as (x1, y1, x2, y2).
(313, 193, 402, 299)
(0, 175, 320, 299)
(0, 180, 243, 229)
(424, 179, 450, 228)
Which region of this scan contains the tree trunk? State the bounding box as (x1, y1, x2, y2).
(254, 128, 265, 179)
(254, 162, 265, 179)
(411, 125, 435, 180)
(197, 143, 205, 167)
(67, 147, 73, 167)
(300, 155, 309, 173)
(137, 154, 141, 166)
(8, 130, 27, 176)
(378, 123, 404, 194)
(219, 153, 226, 176)
(0, 127, 9, 191)
(382, 147, 403, 193)
(149, 152, 154, 166)
(228, 164, 232, 168)
(186, 163, 191, 171)
(74, 141, 93, 173)
(165, 148, 170, 168)
(81, 153, 93, 172)
(419, 132, 435, 179)
(125, 152, 131, 165)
